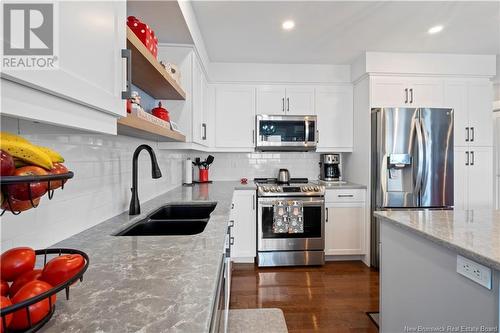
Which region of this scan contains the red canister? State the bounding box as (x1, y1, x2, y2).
(151, 102, 170, 121)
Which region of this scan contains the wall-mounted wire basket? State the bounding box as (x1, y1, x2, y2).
(0, 172, 74, 216)
(0, 248, 89, 333)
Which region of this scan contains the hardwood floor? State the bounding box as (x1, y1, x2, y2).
(230, 261, 379, 333)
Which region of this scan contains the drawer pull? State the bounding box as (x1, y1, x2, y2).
(229, 220, 234, 227)
(338, 194, 354, 198)
(230, 237, 234, 245)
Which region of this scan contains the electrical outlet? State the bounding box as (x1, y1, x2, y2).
(456, 255, 492, 290)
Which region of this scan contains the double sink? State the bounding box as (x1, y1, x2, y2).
(115, 202, 217, 236)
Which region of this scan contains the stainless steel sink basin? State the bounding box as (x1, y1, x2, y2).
(114, 202, 217, 236)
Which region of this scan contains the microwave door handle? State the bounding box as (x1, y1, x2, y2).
(305, 120, 309, 144)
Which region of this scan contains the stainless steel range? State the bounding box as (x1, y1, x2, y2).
(255, 178, 325, 267)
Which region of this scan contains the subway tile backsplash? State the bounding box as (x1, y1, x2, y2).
(1, 117, 324, 250)
(0, 117, 188, 250)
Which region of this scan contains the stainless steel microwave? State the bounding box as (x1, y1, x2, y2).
(255, 115, 317, 151)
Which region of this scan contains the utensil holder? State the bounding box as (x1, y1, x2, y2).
(199, 169, 209, 182)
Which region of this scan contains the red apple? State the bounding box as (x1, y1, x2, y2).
(0, 150, 15, 176)
(48, 163, 68, 190)
(7, 166, 48, 201)
(2, 195, 40, 212)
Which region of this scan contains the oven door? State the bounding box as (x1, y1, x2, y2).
(257, 197, 325, 251)
(256, 115, 317, 151)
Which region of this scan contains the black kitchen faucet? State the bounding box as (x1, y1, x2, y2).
(129, 144, 162, 215)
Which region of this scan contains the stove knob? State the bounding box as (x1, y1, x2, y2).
(308, 186, 313, 191)
(314, 186, 320, 191)
(263, 187, 269, 192)
(271, 187, 276, 192)
(301, 187, 307, 192)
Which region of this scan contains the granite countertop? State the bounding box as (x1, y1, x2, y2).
(41, 181, 249, 333)
(375, 210, 500, 271)
(313, 180, 367, 189)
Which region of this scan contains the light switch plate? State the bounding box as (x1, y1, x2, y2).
(456, 255, 492, 290)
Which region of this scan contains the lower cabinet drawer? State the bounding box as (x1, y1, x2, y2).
(325, 189, 365, 203)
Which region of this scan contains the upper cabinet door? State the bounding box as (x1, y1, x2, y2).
(370, 77, 408, 107)
(467, 82, 493, 147)
(215, 85, 256, 148)
(315, 86, 353, 151)
(2, 1, 126, 118)
(285, 86, 314, 115)
(444, 81, 468, 147)
(256, 86, 286, 115)
(409, 78, 444, 107)
(192, 56, 204, 145)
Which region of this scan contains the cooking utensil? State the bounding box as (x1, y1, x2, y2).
(277, 169, 290, 184)
(205, 155, 214, 169)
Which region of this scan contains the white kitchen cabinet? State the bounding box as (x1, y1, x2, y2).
(230, 190, 256, 260)
(324, 189, 366, 256)
(1, 1, 126, 133)
(315, 86, 353, 151)
(285, 86, 315, 115)
(467, 82, 493, 147)
(256, 85, 314, 115)
(215, 85, 256, 148)
(192, 56, 210, 146)
(445, 79, 493, 148)
(256, 86, 286, 115)
(371, 76, 444, 108)
(454, 146, 493, 209)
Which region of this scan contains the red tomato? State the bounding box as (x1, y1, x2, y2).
(41, 254, 84, 287)
(47, 163, 68, 190)
(0, 296, 13, 333)
(10, 280, 55, 330)
(7, 166, 48, 201)
(0, 280, 8, 297)
(0, 247, 35, 282)
(9, 269, 42, 298)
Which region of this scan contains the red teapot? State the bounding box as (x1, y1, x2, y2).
(151, 102, 170, 122)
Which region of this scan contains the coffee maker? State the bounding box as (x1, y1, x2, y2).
(319, 154, 341, 181)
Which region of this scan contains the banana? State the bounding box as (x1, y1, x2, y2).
(0, 141, 53, 169)
(13, 158, 28, 168)
(0, 131, 30, 144)
(37, 145, 64, 163)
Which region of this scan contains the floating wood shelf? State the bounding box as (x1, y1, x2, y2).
(127, 27, 186, 100)
(117, 115, 186, 142)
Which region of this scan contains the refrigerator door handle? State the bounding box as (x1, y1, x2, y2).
(414, 116, 424, 196)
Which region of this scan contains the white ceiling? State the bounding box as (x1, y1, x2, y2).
(191, 1, 500, 64)
(127, 1, 193, 44)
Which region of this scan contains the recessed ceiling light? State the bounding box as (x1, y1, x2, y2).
(428, 25, 444, 34)
(282, 20, 295, 31)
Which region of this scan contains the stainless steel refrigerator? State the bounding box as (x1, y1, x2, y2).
(371, 108, 454, 267)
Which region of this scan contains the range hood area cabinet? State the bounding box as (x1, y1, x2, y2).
(256, 86, 315, 115)
(2, 1, 127, 135)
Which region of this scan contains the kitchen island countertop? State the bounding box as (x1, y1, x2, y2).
(375, 209, 500, 271)
(41, 181, 246, 333)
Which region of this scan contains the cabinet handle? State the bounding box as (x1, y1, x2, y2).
(231, 203, 234, 209)
(121, 49, 132, 99)
(316, 130, 319, 143)
(338, 194, 354, 198)
(465, 127, 470, 142)
(409, 88, 414, 104)
(404, 88, 408, 104)
(229, 220, 234, 227)
(286, 98, 290, 112)
(282, 98, 285, 112)
(470, 127, 475, 142)
(325, 207, 329, 222)
(230, 237, 234, 245)
(202, 123, 207, 140)
(470, 151, 475, 166)
(252, 194, 255, 210)
(465, 151, 470, 166)
(252, 130, 255, 144)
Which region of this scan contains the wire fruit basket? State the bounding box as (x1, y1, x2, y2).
(0, 172, 74, 216)
(0, 248, 89, 333)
